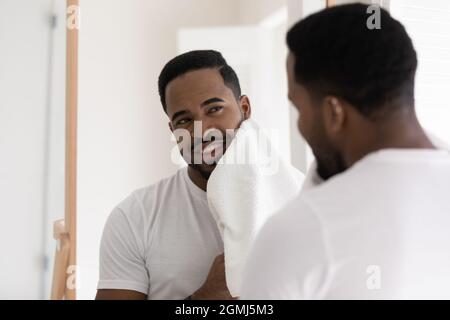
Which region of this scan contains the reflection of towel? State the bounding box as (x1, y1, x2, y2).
(207, 119, 304, 297)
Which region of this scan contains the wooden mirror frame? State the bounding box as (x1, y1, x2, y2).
(51, 0, 78, 300)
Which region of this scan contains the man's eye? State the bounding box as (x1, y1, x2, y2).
(208, 106, 223, 114)
(176, 118, 191, 126)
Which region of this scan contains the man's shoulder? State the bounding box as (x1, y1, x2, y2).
(132, 167, 185, 200)
(114, 168, 185, 220)
(299, 161, 371, 209)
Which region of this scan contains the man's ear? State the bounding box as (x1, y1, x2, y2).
(239, 95, 252, 120)
(322, 96, 346, 139)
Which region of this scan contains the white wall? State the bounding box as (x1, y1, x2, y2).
(77, 0, 242, 299)
(0, 0, 64, 299)
(390, 0, 450, 145)
(239, 0, 286, 24)
(43, 0, 68, 299)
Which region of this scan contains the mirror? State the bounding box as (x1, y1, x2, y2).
(75, 0, 307, 299)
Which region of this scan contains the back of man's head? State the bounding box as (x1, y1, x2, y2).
(158, 50, 241, 114)
(287, 3, 418, 118)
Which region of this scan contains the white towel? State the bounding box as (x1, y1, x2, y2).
(206, 119, 304, 297)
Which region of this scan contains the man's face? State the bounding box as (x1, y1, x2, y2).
(166, 68, 250, 179)
(287, 53, 346, 180)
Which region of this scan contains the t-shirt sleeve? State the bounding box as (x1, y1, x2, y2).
(97, 206, 149, 295)
(240, 197, 333, 300)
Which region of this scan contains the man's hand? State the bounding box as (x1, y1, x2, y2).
(191, 254, 238, 300)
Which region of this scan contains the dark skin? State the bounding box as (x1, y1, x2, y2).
(167, 68, 251, 191)
(96, 68, 250, 300)
(286, 52, 435, 180)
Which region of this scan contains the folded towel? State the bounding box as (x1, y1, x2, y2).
(207, 119, 305, 297)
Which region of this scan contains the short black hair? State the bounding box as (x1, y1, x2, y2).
(158, 50, 241, 113)
(287, 3, 418, 117)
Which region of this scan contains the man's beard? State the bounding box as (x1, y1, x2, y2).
(188, 138, 227, 180)
(189, 117, 245, 180)
(315, 149, 347, 181)
(188, 163, 216, 180)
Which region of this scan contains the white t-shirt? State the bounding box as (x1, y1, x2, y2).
(241, 149, 450, 299)
(97, 167, 224, 299)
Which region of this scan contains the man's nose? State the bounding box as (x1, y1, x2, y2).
(189, 117, 218, 140)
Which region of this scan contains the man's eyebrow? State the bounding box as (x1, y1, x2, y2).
(171, 98, 224, 121)
(171, 110, 189, 122)
(201, 97, 225, 106)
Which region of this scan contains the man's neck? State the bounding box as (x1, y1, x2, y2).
(187, 166, 208, 191)
(346, 114, 436, 167)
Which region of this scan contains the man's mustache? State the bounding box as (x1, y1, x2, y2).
(190, 131, 231, 152)
(191, 138, 224, 151)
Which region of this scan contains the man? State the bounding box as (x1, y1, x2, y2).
(241, 4, 450, 299)
(96, 50, 250, 299)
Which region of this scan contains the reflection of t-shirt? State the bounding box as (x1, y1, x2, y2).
(97, 167, 223, 299)
(242, 149, 450, 299)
